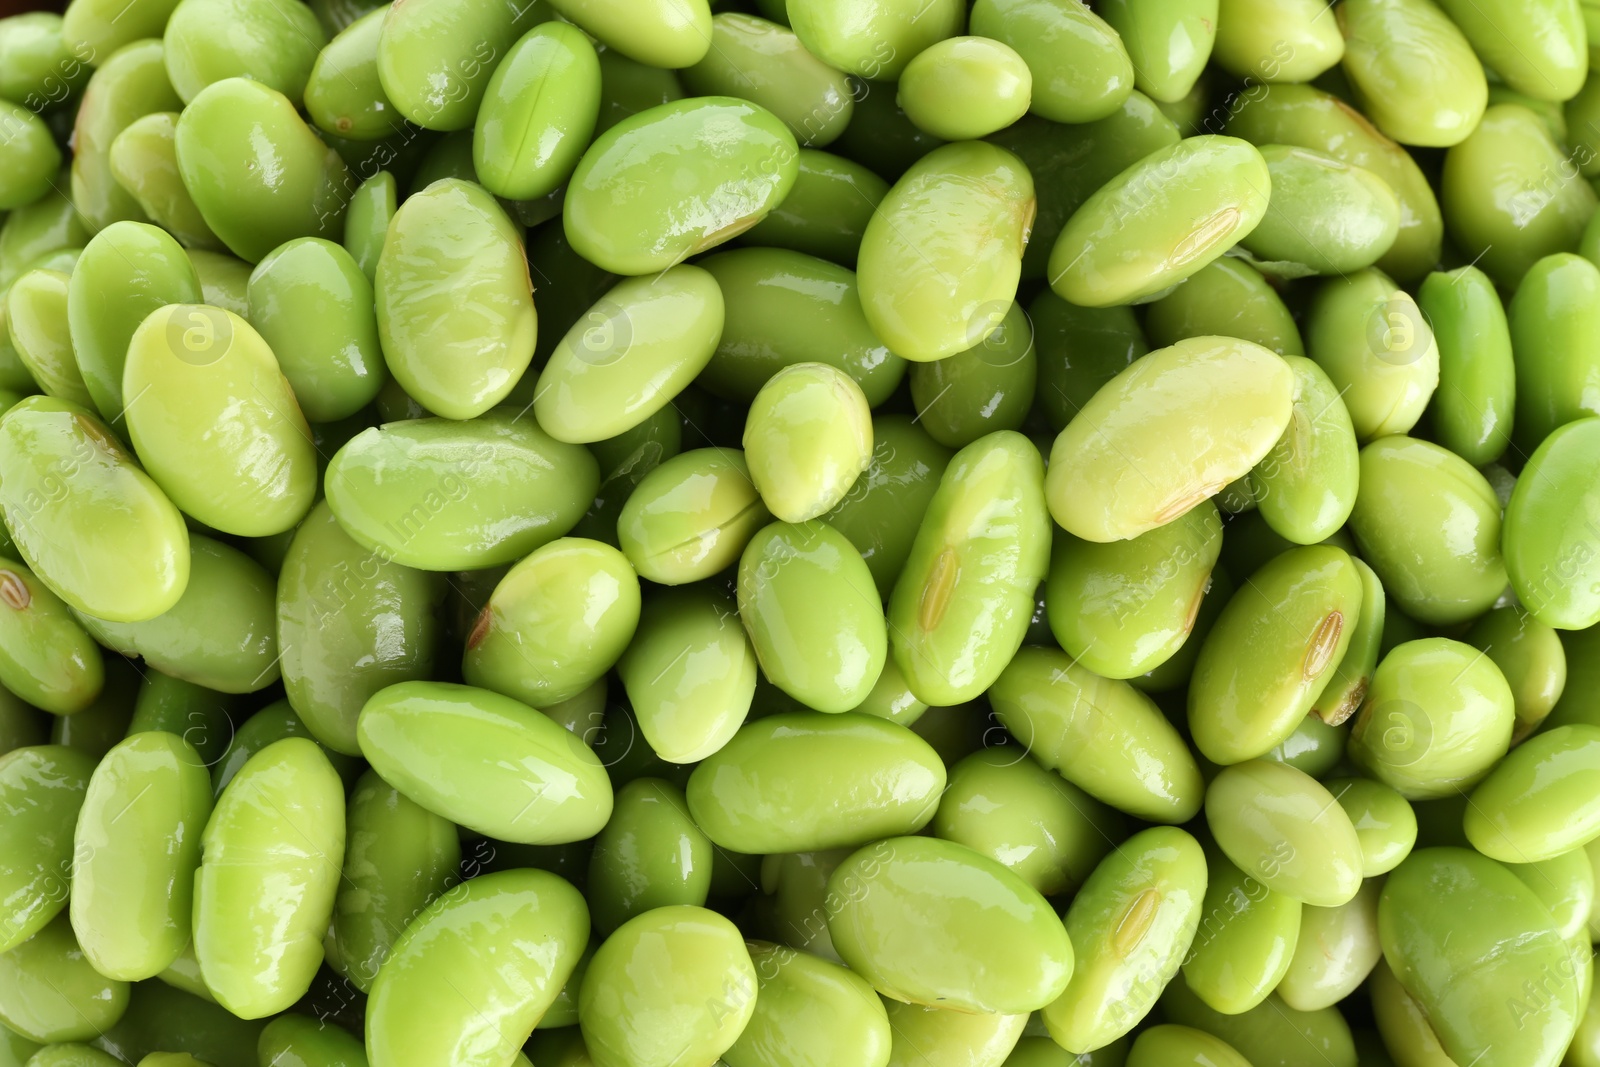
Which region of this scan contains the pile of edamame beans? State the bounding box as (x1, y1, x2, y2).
(5, 0, 1600, 1064)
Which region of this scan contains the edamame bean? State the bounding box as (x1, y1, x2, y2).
(1340, 0, 1486, 147)
(883, 1001, 1027, 1067)
(68, 40, 180, 235)
(1181, 847, 1302, 1015)
(0, 183, 88, 293)
(587, 777, 710, 933)
(1442, 105, 1597, 288)
(108, 111, 219, 252)
(1250, 355, 1359, 545)
(1162, 980, 1357, 1067)
(175, 78, 350, 263)
(908, 302, 1035, 449)
(374, 0, 527, 131)
(535, 267, 722, 444)
(787, 0, 962, 80)
(303, 6, 400, 144)
(565, 97, 799, 276)
(246, 237, 384, 423)
(473, 22, 600, 200)
(162, 0, 324, 104)
(744, 362, 871, 524)
(324, 411, 598, 571)
(1212, 0, 1343, 81)
(183, 250, 251, 316)
(1348, 436, 1505, 625)
(725, 942, 891, 1067)
(579, 905, 755, 1067)
(1145, 257, 1303, 356)
(1099, 0, 1216, 104)
(615, 448, 767, 585)
(1047, 336, 1292, 542)
(697, 247, 905, 407)
(897, 36, 1031, 141)
(737, 520, 885, 712)
(1277, 878, 1382, 1012)
(1508, 847, 1597, 942)
(546, 0, 711, 70)
(969, 0, 1134, 123)
(0, 104, 59, 212)
(1435, 0, 1587, 103)
(1416, 265, 1515, 466)
(1507, 416, 1600, 619)
(0, 14, 89, 109)
(826, 836, 1075, 1014)
(857, 141, 1034, 362)
(1045, 501, 1222, 680)
(193, 736, 344, 1019)
(0, 914, 127, 1043)
(257, 1015, 368, 1067)
(464, 537, 640, 708)
(683, 13, 855, 147)
(369, 869, 589, 1067)
(1048, 136, 1270, 307)
(343, 170, 394, 283)
(0, 745, 93, 955)
(1043, 827, 1206, 1053)
(1242, 145, 1399, 274)
(888, 431, 1050, 706)
(991, 646, 1204, 822)
(933, 748, 1119, 896)
(69, 732, 209, 982)
(1305, 270, 1439, 441)
(1466, 605, 1568, 737)
(1325, 777, 1416, 877)
(1349, 637, 1515, 799)
(736, 149, 887, 267)
(357, 681, 613, 844)
(327, 769, 458, 993)
(1466, 724, 1600, 863)
(0, 397, 189, 623)
(0, 555, 100, 716)
(1512, 253, 1600, 454)
(6, 271, 87, 408)
(822, 415, 952, 600)
(1188, 545, 1361, 764)
(686, 712, 944, 853)
(1205, 760, 1364, 907)
(1379, 847, 1580, 1067)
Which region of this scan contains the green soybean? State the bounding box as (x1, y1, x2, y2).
(68, 732, 209, 982)
(897, 36, 1031, 141)
(1047, 336, 1292, 542)
(1416, 265, 1515, 466)
(374, 0, 525, 131)
(1442, 104, 1597, 288)
(1466, 608, 1568, 740)
(546, 0, 711, 70)
(682, 13, 855, 147)
(474, 22, 601, 200)
(68, 40, 180, 234)
(1043, 827, 1206, 1054)
(1205, 760, 1364, 907)
(246, 237, 385, 423)
(887, 431, 1050, 706)
(736, 148, 887, 267)
(162, 0, 325, 104)
(5, 271, 86, 408)
(908, 302, 1035, 449)
(686, 712, 944, 854)
(1277, 878, 1383, 1012)
(463, 536, 640, 708)
(324, 411, 598, 571)
(0, 397, 189, 623)
(368, 869, 589, 1067)
(826, 835, 1075, 1014)
(697, 247, 906, 407)
(193, 737, 344, 1019)
(578, 905, 755, 1067)
(277, 500, 443, 754)
(857, 141, 1034, 362)
(1348, 436, 1505, 626)
(1047, 136, 1271, 308)
(327, 769, 459, 993)
(616, 585, 757, 763)
(565, 96, 799, 276)
(0, 914, 127, 1043)
(1160, 980, 1357, 1067)
(1435, 0, 1587, 102)
(587, 777, 711, 934)
(1466, 724, 1600, 863)
(174, 78, 350, 263)
(343, 170, 395, 282)
(1510, 252, 1600, 448)
(787, 0, 962, 80)
(1145, 257, 1304, 356)
(1347, 638, 1515, 800)
(969, 0, 1134, 123)
(1379, 847, 1579, 1067)
(616, 448, 768, 586)
(724, 942, 892, 1067)
(1181, 847, 1302, 1016)
(1326, 777, 1417, 878)
(356, 680, 613, 844)
(743, 362, 872, 525)
(990, 645, 1204, 823)
(1242, 144, 1399, 274)
(0, 745, 92, 955)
